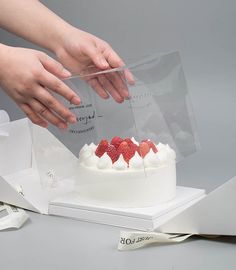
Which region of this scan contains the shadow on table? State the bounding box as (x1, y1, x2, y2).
(199, 235, 236, 244)
(126, 235, 236, 251)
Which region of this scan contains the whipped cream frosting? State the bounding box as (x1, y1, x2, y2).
(113, 155, 128, 170)
(78, 140, 176, 171)
(129, 152, 144, 169)
(97, 153, 112, 170)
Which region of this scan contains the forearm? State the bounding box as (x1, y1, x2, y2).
(0, 0, 71, 53)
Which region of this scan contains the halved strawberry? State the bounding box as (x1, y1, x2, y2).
(124, 138, 134, 146)
(142, 139, 158, 153)
(117, 141, 128, 155)
(106, 145, 119, 163)
(117, 141, 135, 164)
(146, 140, 158, 153)
(124, 137, 139, 155)
(123, 147, 135, 165)
(139, 142, 150, 158)
(110, 136, 123, 149)
(130, 143, 139, 153)
(95, 139, 108, 157)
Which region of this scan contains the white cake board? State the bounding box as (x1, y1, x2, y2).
(49, 186, 205, 231)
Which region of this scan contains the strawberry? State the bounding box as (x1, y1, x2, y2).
(117, 141, 135, 164)
(117, 141, 129, 155)
(123, 147, 135, 165)
(146, 140, 158, 153)
(124, 137, 139, 155)
(110, 136, 123, 149)
(95, 139, 108, 157)
(106, 145, 119, 163)
(130, 143, 139, 153)
(124, 138, 134, 146)
(139, 142, 150, 158)
(141, 139, 158, 153)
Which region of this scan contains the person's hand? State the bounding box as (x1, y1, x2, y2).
(0, 45, 81, 128)
(55, 28, 134, 103)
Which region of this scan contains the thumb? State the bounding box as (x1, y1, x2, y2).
(39, 53, 71, 78)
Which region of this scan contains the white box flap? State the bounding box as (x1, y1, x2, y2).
(0, 175, 39, 213)
(0, 118, 32, 176)
(0, 117, 76, 214)
(158, 176, 236, 235)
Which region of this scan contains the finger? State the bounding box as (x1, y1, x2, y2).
(19, 103, 48, 128)
(104, 71, 129, 99)
(29, 98, 68, 129)
(97, 74, 124, 103)
(124, 69, 135, 85)
(115, 69, 135, 91)
(39, 53, 71, 78)
(33, 86, 77, 124)
(105, 49, 124, 68)
(83, 45, 109, 70)
(103, 47, 135, 84)
(38, 70, 81, 105)
(86, 77, 109, 99)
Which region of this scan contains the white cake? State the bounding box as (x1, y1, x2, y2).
(75, 137, 176, 207)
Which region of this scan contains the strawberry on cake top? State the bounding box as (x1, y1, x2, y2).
(78, 136, 176, 171)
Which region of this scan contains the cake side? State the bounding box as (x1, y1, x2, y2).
(75, 137, 176, 207)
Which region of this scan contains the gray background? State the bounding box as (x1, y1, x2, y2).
(0, 0, 236, 269)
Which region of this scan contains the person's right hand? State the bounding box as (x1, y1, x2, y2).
(54, 28, 134, 103)
(0, 45, 81, 128)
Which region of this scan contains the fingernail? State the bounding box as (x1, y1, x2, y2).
(68, 116, 77, 123)
(128, 79, 135, 85)
(102, 93, 109, 99)
(117, 98, 124, 103)
(71, 96, 81, 105)
(58, 123, 67, 129)
(62, 68, 71, 77)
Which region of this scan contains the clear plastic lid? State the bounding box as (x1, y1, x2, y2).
(32, 52, 200, 207)
(48, 51, 199, 159)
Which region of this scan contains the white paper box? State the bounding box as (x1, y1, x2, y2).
(0, 114, 76, 214)
(49, 186, 205, 231)
(0, 112, 235, 235)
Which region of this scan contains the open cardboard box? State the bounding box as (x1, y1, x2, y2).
(1, 51, 235, 235)
(0, 111, 235, 234)
(0, 115, 77, 214)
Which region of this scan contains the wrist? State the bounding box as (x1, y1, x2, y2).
(0, 44, 11, 81)
(50, 23, 76, 56)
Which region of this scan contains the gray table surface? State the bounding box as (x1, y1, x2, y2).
(0, 0, 236, 268)
(1, 81, 236, 270)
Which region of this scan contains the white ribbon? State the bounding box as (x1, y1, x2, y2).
(0, 203, 29, 231)
(118, 230, 192, 250)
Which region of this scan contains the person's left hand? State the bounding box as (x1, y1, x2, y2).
(55, 27, 134, 103)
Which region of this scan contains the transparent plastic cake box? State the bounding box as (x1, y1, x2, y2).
(33, 51, 200, 208)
